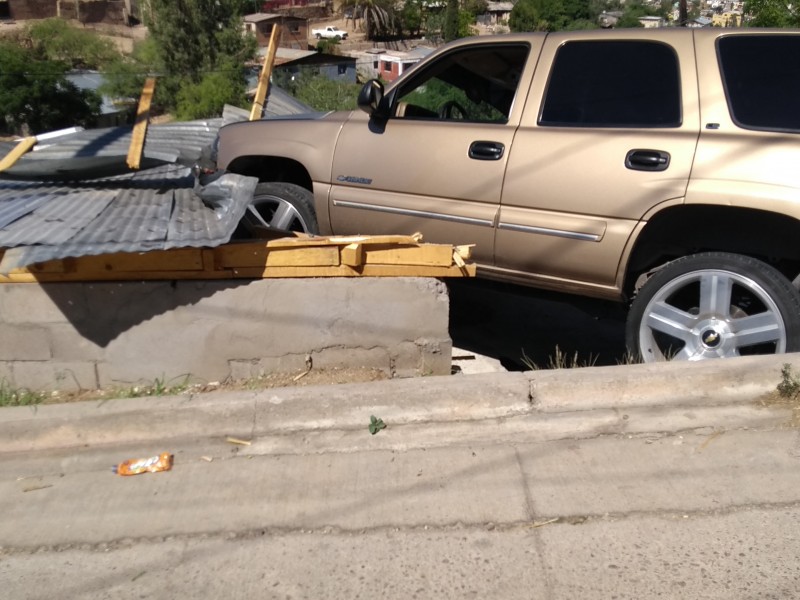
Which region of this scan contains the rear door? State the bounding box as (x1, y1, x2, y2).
(495, 30, 701, 296)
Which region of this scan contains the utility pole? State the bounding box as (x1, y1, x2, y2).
(679, 0, 688, 26)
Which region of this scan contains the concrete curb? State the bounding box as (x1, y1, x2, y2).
(0, 353, 797, 453)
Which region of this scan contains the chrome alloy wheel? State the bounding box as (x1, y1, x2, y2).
(637, 269, 787, 361)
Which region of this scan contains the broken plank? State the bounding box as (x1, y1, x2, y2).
(341, 242, 364, 267)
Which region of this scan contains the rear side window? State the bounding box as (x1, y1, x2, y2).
(718, 35, 800, 133)
(540, 41, 681, 128)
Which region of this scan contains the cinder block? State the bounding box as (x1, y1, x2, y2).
(2, 277, 451, 391)
(49, 324, 105, 361)
(12, 361, 98, 392)
(0, 362, 14, 386)
(0, 285, 69, 324)
(390, 339, 452, 378)
(0, 324, 52, 360)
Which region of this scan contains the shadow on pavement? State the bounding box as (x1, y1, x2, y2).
(447, 278, 628, 371)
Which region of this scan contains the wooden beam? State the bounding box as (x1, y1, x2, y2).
(0, 234, 477, 284)
(126, 77, 157, 170)
(0, 137, 37, 173)
(249, 26, 279, 121)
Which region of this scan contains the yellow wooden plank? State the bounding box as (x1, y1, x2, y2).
(216, 245, 340, 268)
(77, 248, 204, 272)
(341, 243, 364, 267)
(249, 26, 279, 121)
(0, 136, 37, 172)
(360, 263, 477, 277)
(126, 77, 157, 170)
(364, 245, 453, 266)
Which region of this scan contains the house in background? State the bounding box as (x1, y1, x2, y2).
(477, 2, 514, 27)
(272, 47, 357, 83)
(354, 47, 434, 82)
(244, 13, 309, 50)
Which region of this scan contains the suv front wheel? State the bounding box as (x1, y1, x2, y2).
(627, 252, 800, 362)
(236, 182, 319, 238)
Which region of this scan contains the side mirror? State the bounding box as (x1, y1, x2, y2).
(358, 79, 388, 119)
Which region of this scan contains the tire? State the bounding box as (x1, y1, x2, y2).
(626, 252, 800, 362)
(236, 182, 319, 238)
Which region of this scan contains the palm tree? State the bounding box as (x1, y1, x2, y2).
(343, 0, 398, 40)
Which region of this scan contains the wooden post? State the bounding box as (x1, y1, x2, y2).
(249, 25, 280, 121)
(126, 77, 157, 170)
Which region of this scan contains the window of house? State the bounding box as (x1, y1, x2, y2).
(540, 41, 681, 128)
(382, 61, 393, 72)
(718, 35, 800, 133)
(393, 44, 529, 123)
(338, 64, 348, 76)
(373, 60, 379, 69)
(289, 23, 300, 33)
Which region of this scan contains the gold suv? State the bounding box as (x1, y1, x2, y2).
(215, 28, 800, 363)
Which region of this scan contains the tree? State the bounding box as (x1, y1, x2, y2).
(21, 18, 120, 70)
(342, 0, 398, 40)
(509, 0, 598, 31)
(104, 0, 256, 117)
(444, 0, 460, 40)
(745, 0, 800, 26)
(0, 42, 101, 136)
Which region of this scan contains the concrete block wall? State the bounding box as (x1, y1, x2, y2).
(7, 0, 57, 20)
(0, 278, 452, 392)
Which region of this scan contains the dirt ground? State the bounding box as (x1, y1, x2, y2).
(38, 366, 391, 405)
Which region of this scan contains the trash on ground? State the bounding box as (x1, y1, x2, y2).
(113, 452, 173, 476)
(226, 436, 252, 446)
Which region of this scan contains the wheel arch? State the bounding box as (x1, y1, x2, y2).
(623, 205, 800, 297)
(226, 155, 313, 192)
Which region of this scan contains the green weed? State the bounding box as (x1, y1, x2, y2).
(0, 378, 45, 407)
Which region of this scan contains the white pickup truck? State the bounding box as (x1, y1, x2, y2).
(312, 26, 347, 40)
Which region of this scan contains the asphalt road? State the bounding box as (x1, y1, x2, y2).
(447, 278, 628, 370)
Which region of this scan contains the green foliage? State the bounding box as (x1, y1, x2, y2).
(176, 69, 249, 120)
(510, 0, 598, 31)
(613, 0, 669, 27)
(0, 41, 101, 136)
(293, 74, 362, 112)
(128, 0, 256, 116)
(0, 378, 44, 407)
(745, 0, 800, 26)
(368, 414, 387, 434)
(777, 363, 800, 398)
(99, 39, 158, 104)
(399, 0, 424, 36)
(444, 0, 461, 40)
(23, 18, 120, 70)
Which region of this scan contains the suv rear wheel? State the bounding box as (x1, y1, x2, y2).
(237, 182, 319, 237)
(627, 252, 800, 362)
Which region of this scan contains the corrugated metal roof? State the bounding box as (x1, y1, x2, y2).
(0, 166, 258, 272)
(0, 91, 314, 272)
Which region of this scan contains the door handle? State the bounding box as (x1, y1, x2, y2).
(469, 141, 505, 161)
(626, 149, 670, 172)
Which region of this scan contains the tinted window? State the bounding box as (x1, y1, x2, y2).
(540, 41, 681, 128)
(718, 35, 800, 132)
